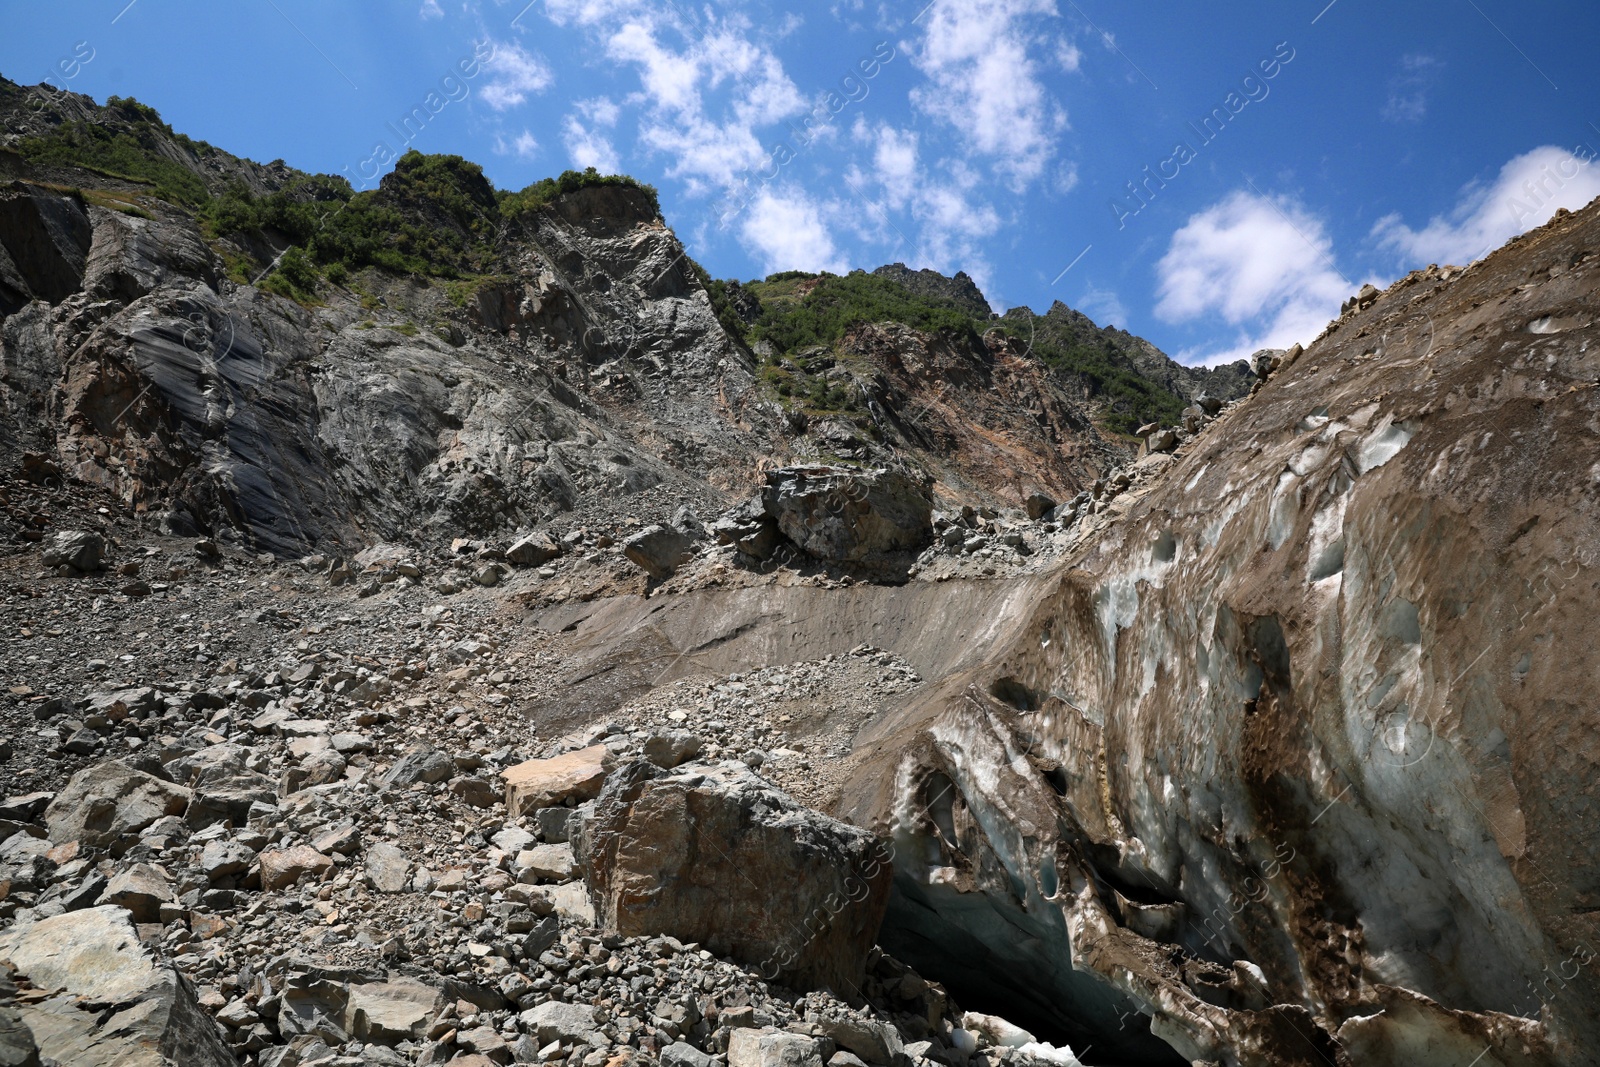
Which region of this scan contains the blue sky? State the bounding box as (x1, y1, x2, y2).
(7, 2, 1600, 364)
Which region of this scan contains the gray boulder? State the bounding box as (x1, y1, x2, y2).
(40, 529, 104, 571)
(519, 1001, 601, 1045)
(1023, 491, 1056, 521)
(381, 744, 454, 788)
(43, 760, 191, 852)
(580, 760, 893, 994)
(506, 532, 560, 567)
(762, 466, 932, 562)
(642, 730, 703, 769)
(623, 524, 695, 578)
(365, 841, 411, 893)
(1147, 428, 1180, 453)
(728, 1028, 826, 1067)
(0, 905, 235, 1067)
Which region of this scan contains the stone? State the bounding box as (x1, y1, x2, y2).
(662, 1041, 714, 1067)
(502, 745, 609, 818)
(515, 843, 577, 882)
(710, 498, 783, 560)
(534, 807, 571, 844)
(491, 827, 537, 853)
(814, 1018, 904, 1065)
(1195, 392, 1224, 415)
(519, 1001, 600, 1045)
(450, 777, 500, 809)
(345, 976, 443, 1044)
(1022, 491, 1056, 521)
(0, 905, 235, 1066)
(581, 760, 893, 994)
(727, 1028, 825, 1067)
(641, 731, 701, 769)
(95, 862, 173, 922)
(366, 841, 411, 893)
(761, 466, 932, 562)
(1146, 428, 1179, 453)
(382, 745, 455, 788)
(622, 524, 695, 579)
(0, 793, 53, 824)
(0, 990, 40, 1067)
(259, 845, 334, 890)
(40, 529, 103, 571)
(506, 534, 561, 568)
(43, 760, 191, 852)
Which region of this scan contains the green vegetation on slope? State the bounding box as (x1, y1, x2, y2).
(745, 271, 983, 354)
(1024, 335, 1185, 436)
(14, 96, 213, 206)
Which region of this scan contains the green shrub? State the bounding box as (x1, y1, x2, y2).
(498, 166, 660, 217)
(747, 272, 981, 356)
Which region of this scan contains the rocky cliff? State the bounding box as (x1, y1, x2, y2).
(0, 78, 1227, 562)
(840, 205, 1600, 1064)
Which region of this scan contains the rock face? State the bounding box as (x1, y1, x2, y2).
(0, 905, 235, 1066)
(580, 760, 893, 995)
(844, 208, 1600, 1063)
(761, 466, 933, 563)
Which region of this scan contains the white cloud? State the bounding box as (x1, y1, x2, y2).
(494, 129, 540, 159)
(545, 8, 805, 198)
(1076, 286, 1127, 327)
(908, 0, 1067, 188)
(1157, 190, 1354, 365)
(564, 116, 620, 172)
(1054, 36, 1082, 72)
(739, 188, 847, 275)
(1371, 145, 1600, 266)
(1381, 54, 1440, 124)
(480, 40, 553, 111)
(419, 0, 443, 20)
(541, 0, 646, 27)
(836, 123, 1009, 290)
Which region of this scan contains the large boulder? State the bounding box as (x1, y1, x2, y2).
(502, 745, 610, 818)
(43, 761, 191, 853)
(761, 467, 932, 562)
(622, 524, 695, 578)
(578, 760, 892, 995)
(259, 845, 334, 890)
(380, 744, 454, 788)
(95, 863, 173, 923)
(40, 530, 104, 571)
(0, 905, 235, 1067)
(728, 1028, 826, 1067)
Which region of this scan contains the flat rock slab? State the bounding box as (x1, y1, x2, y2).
(502, 744, 610, 817)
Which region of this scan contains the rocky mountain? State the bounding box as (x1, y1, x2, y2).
(3, 74, 1596, 1067)
(0, 77, 1232, 564)
(869, 264, 994, 319)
